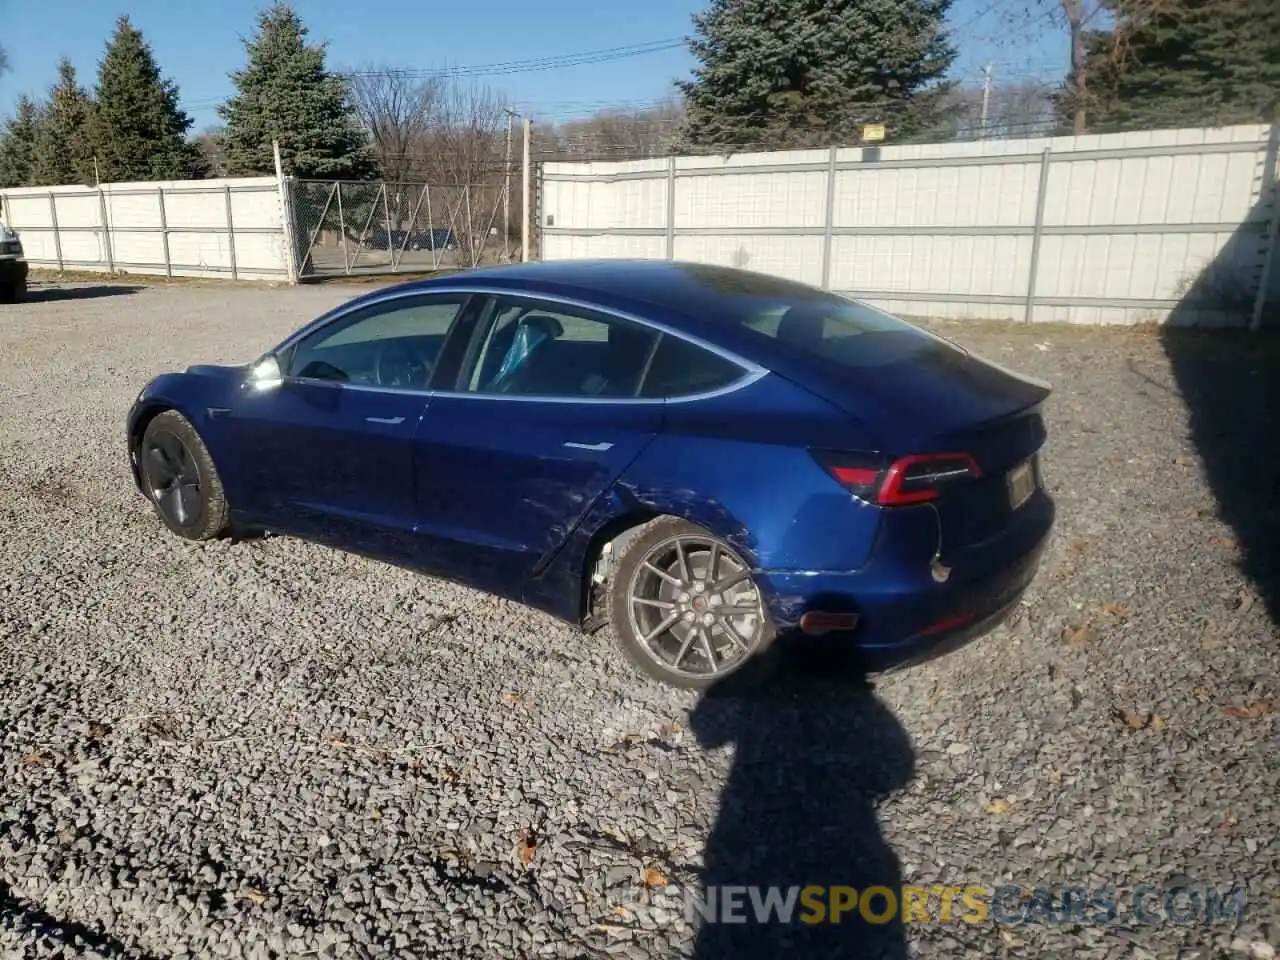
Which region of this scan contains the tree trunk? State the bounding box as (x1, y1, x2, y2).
(1063, 0, 1088, 133)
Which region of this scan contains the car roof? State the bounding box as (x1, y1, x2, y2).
(398, 258, 828, 342)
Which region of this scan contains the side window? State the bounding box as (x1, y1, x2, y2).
(287, 296, 466, 389)
(462, 296, 660, 398)
(639, 335, 746, 398)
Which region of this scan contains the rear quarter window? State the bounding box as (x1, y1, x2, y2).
(639, 335, 744, 398)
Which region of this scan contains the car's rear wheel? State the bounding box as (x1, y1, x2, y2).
(139, 410, 229, 541)
(609, 517, 774, 689)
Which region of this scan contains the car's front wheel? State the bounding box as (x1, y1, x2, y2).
(139, 410, 230, 541)
(609, 517, 774, 689)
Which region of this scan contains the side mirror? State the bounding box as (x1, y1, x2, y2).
(245, 353, 284, 393)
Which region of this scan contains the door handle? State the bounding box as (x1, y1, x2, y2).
(365, 415, 406, 425)
(563, 441, 613, 452)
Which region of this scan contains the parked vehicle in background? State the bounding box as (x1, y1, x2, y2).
(0, 223, 27, 302)
(125, 260, 1055, 689)
(363, 228, 457, 252)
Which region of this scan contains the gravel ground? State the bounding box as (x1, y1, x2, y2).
(1, 279, 1277, 959)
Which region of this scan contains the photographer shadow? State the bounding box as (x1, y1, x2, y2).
(689, 626, 916, 959)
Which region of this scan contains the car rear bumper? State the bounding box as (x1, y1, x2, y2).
(757, 490, 1053, 672)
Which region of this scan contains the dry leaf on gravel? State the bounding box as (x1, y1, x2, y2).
(643, 866, 668, 889)
(1112, 707, 1159, 731)
(21, 751, 46, 768)
(1221, 700, 1274, 720)
(1063, 623, 1095, 649)
(985, 798, 1014, 814)
(1000, 928, 1025, 948)
(517, 828, 537, 867)
(240, 888, 267, 906)
(502, 691, 524, 707)
(1101, 603, 1130, 618)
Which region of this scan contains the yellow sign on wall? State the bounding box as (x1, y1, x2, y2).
(862, 123, 886, 142)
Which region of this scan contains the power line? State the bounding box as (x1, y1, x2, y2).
(341, 39, 685, 80)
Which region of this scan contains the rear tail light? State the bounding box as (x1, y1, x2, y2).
(812, 450, 981, 506)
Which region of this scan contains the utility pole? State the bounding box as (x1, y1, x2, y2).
(502, 109, 516, 261)
(521, 117, 532, 263)
(980, 63, 993, 138)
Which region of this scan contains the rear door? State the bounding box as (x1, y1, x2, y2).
(223, 292, 474, 560)
(410, 293, 665, 594)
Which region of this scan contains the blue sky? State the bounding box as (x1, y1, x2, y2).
(0, 0, 1066, 131)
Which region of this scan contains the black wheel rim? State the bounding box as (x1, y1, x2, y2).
(143, 431, 201, 527)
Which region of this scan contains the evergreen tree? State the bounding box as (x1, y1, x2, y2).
(1067, 0, 1280, 130)
(219, 4, 375, 179)
(93, 15, 204, 182)
(31, 59, 97, 186)
(0, 96, 42, 188)
(679, 0, 956, 149)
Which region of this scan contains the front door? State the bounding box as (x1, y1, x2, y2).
(221, 292, 473, 563)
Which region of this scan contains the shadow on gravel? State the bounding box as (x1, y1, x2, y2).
(23, 284, 141, 302)
(689, 642, 914, 960)
(0, 878, 153, 958)
(1161, 144, 1280, 626)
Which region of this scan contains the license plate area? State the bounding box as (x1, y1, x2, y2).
(1007, 458, 1036, 511)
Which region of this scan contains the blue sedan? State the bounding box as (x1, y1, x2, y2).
(127, 260, 1054, 688)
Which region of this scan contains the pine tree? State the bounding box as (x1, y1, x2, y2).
(0, 96, 42, 188)
(679, 0, 956, 149)
(1069, 0, 1280, 130)
(219, 4, 376, 179)
(93, 16, 204, 182)
(31, 59, 97, 186)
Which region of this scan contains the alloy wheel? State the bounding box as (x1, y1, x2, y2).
(626, 534, 765, 680)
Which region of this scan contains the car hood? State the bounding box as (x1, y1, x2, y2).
(185, 361, 251, 378)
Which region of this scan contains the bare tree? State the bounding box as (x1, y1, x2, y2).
(347, 65, 442, 185)
(417, 80, 511, 261)
(549, 101, 685, 160)
(1059, 0, 1106, 132)
(193, 127, 228, 178)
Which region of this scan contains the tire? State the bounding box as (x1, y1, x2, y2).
(608, 517, 775, 690)
(138, 410, 230, 541)
(0, 278, 21, 303)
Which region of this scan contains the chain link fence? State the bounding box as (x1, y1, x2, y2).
(289, 178, 514, 278)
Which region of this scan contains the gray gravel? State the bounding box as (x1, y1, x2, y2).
(1, 279, 1277, 959)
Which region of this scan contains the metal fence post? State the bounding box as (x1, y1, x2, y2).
(1024, 146, 1053, 323)
(224, 184, 239, 281)
(1250, 119, 1280, 332)
(336, 184, 350, 275)
(97, 186, 115, 274)
(665, 156, 677, 260)
(157, 187, 172, 278)
(47, 192, 64, 272)
(821, 145, 839, 290)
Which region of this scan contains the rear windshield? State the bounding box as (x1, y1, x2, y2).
(728, 296, 942, 369)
